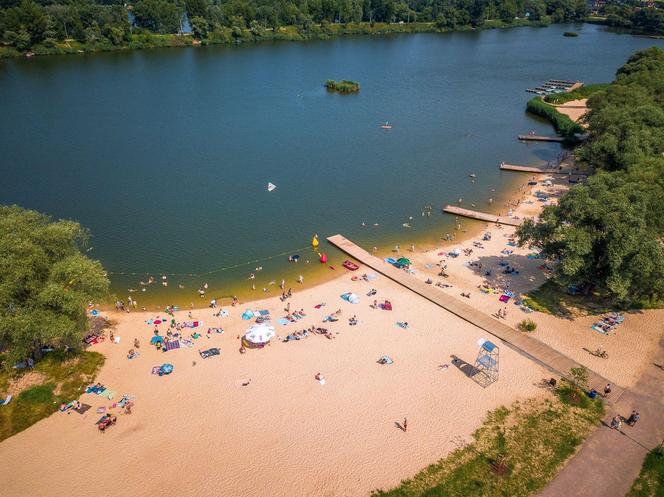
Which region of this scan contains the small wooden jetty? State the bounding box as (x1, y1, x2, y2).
(500, 163, 588, 176)
(442, 205, 522, 227)
(517, 134, 564, 142)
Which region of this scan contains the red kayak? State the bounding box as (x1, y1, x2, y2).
(343, 260, 359, 271)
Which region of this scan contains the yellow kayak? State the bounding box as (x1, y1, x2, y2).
(312, 234, 319, 248)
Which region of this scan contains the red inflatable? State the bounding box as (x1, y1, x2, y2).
(319, 253, 328, 263)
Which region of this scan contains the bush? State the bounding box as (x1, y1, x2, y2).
(517, 319, 537, 332)
(325, 79, 360, 93)
(526, 97, 584, 139)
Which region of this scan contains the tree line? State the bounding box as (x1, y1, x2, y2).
(518, 47, 664, 305)
(597, 0, 664, 35)
(0, 0, 588, 53)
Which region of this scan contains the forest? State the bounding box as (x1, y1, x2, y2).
(518, 47, 664, 305)
(0, 0, 589, 54)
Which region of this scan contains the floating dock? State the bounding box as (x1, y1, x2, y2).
(326, 234, 623, 398)
(499, 163, 588, 176)
(525, 80, 582, 95)
(517, 134, 565, 142)
(442, 205, 522, 227)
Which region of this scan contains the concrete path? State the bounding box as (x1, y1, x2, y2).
(327, 234, 623, 397)
(539, 336, 664, 497)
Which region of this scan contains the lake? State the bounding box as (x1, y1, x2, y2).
(1, 23, 662, 305)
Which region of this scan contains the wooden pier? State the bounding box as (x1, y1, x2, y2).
(517, 134, 564, 142)
(499, 163, 588, 176)
(326, 234, 623, 397)
(442, 205, 523, 227)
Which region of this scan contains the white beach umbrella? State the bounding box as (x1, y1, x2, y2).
(244, 323, 276, 345)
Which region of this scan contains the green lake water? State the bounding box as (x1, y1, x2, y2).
(1, 23, 662, 305)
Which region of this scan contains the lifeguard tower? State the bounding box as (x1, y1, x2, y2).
(473, 338, 499, 387)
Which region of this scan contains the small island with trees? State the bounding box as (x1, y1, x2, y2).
(325, 79, 360, 94)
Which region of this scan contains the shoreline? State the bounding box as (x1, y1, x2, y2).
(4, 152, 664, 497)
(0, 19, 554, 60)
(102, 167, 539, 310)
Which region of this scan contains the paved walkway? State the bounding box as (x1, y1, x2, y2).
(539, 336, 664, 497)
(327, 234, 623, 397)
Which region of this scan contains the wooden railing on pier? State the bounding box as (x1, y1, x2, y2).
(442, 205, 523, 227)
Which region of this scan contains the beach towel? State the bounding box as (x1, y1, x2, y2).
(182, 321, 200, 328)
(75, 403, 92, 415)
(318, 378, 326, 385)
(499, 295, 510, 303)
(219, 310, 229, 317)
(101, 390, 116, 400)
(180, 339, 194, 348)
(242, 310, 254, 320)
(165, 340, 181, 351)
(208, 327, 224, 334)
(258, 310, 270, 316)
(151, 366, 161, 375)
(396, 322, 409, 329)
(277, 318, 290, 326)
(200, 348, 220, 359)
(192, 333, 201, 339)
(591, 325, 609, 335)
(378, 355, 394, 365)
(365, 274, 377, 281)
(114, 336, 121, 344)
(96, 407, 106, 414)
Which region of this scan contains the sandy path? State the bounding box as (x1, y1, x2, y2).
(554, 98, 588, 123)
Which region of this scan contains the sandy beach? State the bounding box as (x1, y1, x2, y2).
(1, 166, 662, 497)
(554, 98, 588, 123)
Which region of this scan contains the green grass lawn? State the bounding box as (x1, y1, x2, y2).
(372, 391, 603, 497)
(0, 351, 105, 441)
(543, 83, 610, 105)
(626, 448, 664, 497)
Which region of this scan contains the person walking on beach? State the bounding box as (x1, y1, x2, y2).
(627, 411, 640, 426)
(603, 384, 612, 398)
(403, 418, 408, 432)
(610, 415, 622, 430)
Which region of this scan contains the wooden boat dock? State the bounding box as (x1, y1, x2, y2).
(517, 134, 564, 142)
(326, 234, 623, 397)
(500, 163, 588, 176)
(442, 205, 523, 227)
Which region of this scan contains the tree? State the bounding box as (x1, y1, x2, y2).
(0, 205, 109, 368)
(132, 0, 182, 33)
(517, 167, 664, 303)
(185, 0, 208, 18)
(190, 14, 208, 38)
